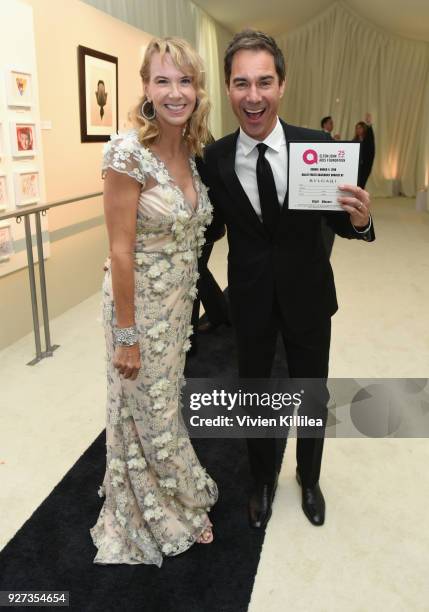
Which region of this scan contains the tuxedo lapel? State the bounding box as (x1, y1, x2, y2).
(218, 131, 269, 238)
(279, 120, 301, 217)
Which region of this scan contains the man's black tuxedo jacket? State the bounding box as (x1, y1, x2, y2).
(196, 120, 375, 336)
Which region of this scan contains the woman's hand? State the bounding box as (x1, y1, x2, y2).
(113, 344, 141, 380)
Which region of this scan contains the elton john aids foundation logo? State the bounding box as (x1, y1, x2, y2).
(302, 149, 318, 164)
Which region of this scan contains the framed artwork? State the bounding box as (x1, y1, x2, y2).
(10, 122, 37, 157)
(14, 170, 40, 206)
(5, 68, 33, 108)
(0, 175, 9, 211)
(0, 222, 14, 262)
(78, 45, 118, 142)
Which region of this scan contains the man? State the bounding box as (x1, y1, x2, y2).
(321, 115, 341, 140)
(197, 30, 375, 529)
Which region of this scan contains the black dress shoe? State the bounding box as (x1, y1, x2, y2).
(197, 320, 230, 334)
(248, 474, 279, 530)
(296, 468, 325, 526)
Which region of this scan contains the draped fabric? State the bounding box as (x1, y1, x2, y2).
(278, 2, 429, 196)
(82, 0, 428, 196)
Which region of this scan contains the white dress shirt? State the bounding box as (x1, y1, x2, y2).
(235, 117, 287, 220)
(234, 116, 372, 236)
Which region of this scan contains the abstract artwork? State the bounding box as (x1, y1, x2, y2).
(14, 170, 40, 206)
(78, 45, 118, 142)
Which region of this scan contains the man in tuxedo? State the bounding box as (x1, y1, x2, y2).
(321, 115, 341, 140)
(197, 30, 375, 529)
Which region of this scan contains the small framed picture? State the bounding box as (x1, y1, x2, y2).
(0, 175, 9, 211)
(14, 170, 40, 206)
(78, 45, 118, 142)
(0, 222, 14, 262)
(6, 68, 33, 108)
(10, 122, 37, 157)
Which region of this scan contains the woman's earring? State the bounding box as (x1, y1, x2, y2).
(141, 99, 156, 120)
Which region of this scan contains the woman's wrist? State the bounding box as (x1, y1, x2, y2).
(113, 325, 138, 346)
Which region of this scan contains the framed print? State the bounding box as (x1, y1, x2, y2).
(10, 122, 37, 157)
(5, 68, 33, 108)
(14, 169, 40, 206)
(0, 175, 9, 211)
(78, 45, 118, 142)
(0, 222, 14, 262)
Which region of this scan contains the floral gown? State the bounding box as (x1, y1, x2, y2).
(90, 130, 218, 566)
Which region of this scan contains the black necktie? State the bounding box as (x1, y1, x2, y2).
(256, 143, 280, 235)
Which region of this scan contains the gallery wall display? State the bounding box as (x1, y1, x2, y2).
(5, 68, 33, 108)
(78, 45, 118, 142)
(0, 1, 49, 277)
(10, 121, 37, 157)
(0, 222, 14, 262)
(14, 169, 40, 206)
(0, 175, 9, 211)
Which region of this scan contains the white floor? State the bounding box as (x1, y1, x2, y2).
(1, 197, 428, 611)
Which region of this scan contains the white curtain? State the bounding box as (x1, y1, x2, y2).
(196, 11, 222, 139)
(278, 1, 429, 197)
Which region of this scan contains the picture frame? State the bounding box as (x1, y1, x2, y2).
(14, 169, 40, 206)
(0, 175, 9, 211)
(10, 122, 37, 157)
(5, 68, 33, 108)
(0, 222, 14, 262)
(78, 45, 118, 142)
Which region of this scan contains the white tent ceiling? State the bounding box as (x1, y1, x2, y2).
(192, 0, 429, 42)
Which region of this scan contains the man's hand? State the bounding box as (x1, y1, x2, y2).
(337, 184, 370, 229)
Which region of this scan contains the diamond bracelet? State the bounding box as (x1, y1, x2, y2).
(113, 325, 138, 346)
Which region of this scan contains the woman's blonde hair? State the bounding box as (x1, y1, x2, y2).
(131, 37, 211, 157)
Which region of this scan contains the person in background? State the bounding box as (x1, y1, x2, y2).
(321, 115, 340, 140)
(353, 113, 375, 188)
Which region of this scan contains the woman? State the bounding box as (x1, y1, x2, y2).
(353, 113, 375, 189)
(90, 37, 218, 566)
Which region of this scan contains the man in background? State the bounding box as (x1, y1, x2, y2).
(321, 115, 341, 140)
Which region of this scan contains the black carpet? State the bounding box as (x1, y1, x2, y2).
(0, 314, 289, 612)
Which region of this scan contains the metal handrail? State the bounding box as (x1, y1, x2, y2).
(0, 191, 102, 222)
(1, 191, 103, 365)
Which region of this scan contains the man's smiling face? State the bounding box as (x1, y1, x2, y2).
(227, 49, 285, 141)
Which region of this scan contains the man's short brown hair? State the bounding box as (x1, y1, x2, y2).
(224, 29, 286, 85)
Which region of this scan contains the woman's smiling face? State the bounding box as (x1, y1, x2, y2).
(145, 52, 197, 129)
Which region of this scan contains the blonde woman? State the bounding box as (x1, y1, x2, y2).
(90, 37, 218, 566)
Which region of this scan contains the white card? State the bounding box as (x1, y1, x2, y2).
(288, 141, 360, 211)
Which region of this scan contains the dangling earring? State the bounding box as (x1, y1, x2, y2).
(141, 99, 156, 120)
